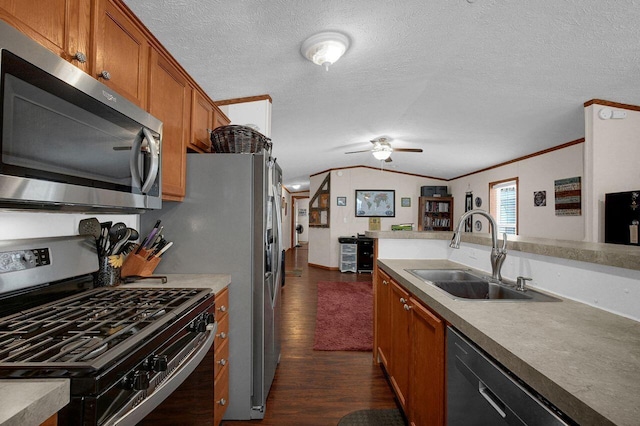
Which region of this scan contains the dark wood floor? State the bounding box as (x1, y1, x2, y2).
(222, 244, 398, 426)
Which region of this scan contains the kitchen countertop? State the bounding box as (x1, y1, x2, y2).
(0, 379, 69, 426)
(378, 258, 640, 426)
(0, 274, 230, 426)
(121, 273, 231, 293)
(366, 230, 640, 271)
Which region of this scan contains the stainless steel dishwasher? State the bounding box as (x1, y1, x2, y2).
(447, 327, 575, 425)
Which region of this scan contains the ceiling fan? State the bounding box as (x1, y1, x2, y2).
(344, 137, 423, 162)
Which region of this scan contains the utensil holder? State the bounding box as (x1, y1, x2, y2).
(95, 256, 121, 287)
(121, 248, 161, 277)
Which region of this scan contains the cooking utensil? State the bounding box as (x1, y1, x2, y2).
(110, 229, 132, 255)
(121, 275, 168, 284)
(108, 222, 127, 251)
(136, 220, 161, 254)
(127, 228, 139, 241)
(78, 218, 101, 239)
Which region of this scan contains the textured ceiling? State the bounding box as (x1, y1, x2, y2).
(124, 0, 640, 191)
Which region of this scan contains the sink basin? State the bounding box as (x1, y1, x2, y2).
(405, 269, 560, 302)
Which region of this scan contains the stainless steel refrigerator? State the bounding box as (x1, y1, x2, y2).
(140, 152, 283, 420)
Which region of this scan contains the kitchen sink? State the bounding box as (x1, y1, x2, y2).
(405, 269, 560, 302)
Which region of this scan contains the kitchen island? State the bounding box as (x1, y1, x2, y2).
(370, 231, 640, 426)
(0, 273, 230, 426)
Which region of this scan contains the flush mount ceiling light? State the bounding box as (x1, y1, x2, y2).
(301, 31, 350, 71)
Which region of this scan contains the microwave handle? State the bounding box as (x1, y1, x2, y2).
(130, 128, 160, 194)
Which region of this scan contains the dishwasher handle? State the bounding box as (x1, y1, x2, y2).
(478, 380, 507, 418)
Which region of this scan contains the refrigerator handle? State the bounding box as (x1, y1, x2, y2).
(272, 181, 283, 286)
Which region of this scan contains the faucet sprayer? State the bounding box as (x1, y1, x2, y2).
(450, 209, 508, 282)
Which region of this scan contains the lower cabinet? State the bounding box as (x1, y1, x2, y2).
(374, 267, 445, 426)
(213, 287, 230, 425)
(409, 296, 445, 426)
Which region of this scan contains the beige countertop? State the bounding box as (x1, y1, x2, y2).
(378, 258, 640, 426)
(120, 273, 231, 293)
(0, 379, 69, 426)
(0, 274, 230, 425)
(367, 230, 640, 271)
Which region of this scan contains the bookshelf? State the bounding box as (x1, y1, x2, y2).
(418, 196, 454, 231)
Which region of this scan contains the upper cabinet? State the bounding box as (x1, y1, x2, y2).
(92, 0, 149, 108)
(148, 48, 191, 201)
(0, 0, 91, 72)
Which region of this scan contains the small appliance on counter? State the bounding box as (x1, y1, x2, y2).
(605, 190, 640, 246)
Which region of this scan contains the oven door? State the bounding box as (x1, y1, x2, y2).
(0, 22, 162, 212)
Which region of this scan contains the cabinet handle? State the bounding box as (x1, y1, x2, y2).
(382, 280, 388, 286)
(218, 358, 227, 366)
(217, 332, 227, 339)
(399, 297, 407, 304)
(98, 70, 111, 80)
(404, 304, 411, 311)
(218, 305, 227, 313)
(72, 52, 87, 63)
(217, 398, 227, 406)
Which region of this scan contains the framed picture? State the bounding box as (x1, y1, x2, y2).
(401, 197, 411, 207)
(337, 196, 347, 206)
(355, 190, 395, 217)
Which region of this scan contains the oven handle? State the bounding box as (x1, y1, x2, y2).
(110, 322, 217, 426)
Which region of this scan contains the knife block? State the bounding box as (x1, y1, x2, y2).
(121, 248, 161, 277)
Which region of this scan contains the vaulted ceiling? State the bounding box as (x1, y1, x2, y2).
(124, 0, 640, 191)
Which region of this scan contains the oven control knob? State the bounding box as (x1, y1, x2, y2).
(205, 313, 215, 324)
(124, 371, 150, 391)
(196, 320, 207, 332)
(145, 354, 168, 372)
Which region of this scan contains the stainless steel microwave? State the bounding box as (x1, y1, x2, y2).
(0, 20, 162, 212)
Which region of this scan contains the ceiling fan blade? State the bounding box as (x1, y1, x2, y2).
(393, 148, 423, 153)
(345, 149, 371, 154)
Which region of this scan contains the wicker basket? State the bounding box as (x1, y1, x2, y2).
(210, 125, 272, 153)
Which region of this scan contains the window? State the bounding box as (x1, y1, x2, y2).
(489, 178, 518, 235)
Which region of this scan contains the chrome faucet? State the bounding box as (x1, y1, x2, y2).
(449, 209, 508, 282)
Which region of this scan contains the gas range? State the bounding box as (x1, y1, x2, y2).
(0, 236, 216, 425)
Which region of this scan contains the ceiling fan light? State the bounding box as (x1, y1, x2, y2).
(372, 150, 392, 161)
(301, 32, 350, 71)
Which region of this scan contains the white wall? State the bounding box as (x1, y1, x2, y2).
(308, 167, 448, 268)
(449, 143, 585, 241)
(584, 103, 640, 242)
(218, 98, 272, 137)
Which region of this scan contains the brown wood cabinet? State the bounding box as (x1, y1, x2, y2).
(375, 268, 392, 368)
(418, 196, 454, 231)
(0, 0, 91, 72)
(409, 296, 445, 426)
(148, 48, 191, 201)
(374, 266, 446, 426)
(92, 0, 149, 108)
(214, 287, 230, 425)
(190, 90, 214, 153)
(389, 280, 411, 411)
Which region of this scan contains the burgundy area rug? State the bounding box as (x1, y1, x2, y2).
(313, 281, 373, 351)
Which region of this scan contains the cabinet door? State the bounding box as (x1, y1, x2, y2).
(212, 106, 230, 130)
(189, 90, 214, 153)
(148, 48, 191, 201)
(389, 280, 411, 411)
(0, 0, 91, 72)
(410, 297, 445, 426)
(375, 268, 392, 368)
(93, 0, 148, 107)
